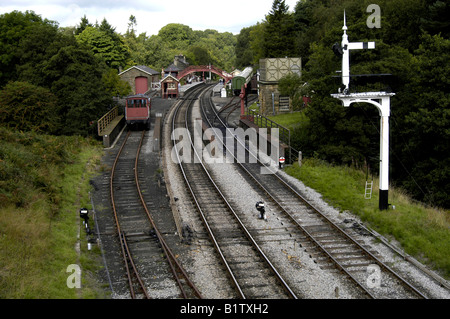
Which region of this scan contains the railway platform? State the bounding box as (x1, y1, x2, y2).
(179, 81, 204, 97)
(97, 106, 125, 148)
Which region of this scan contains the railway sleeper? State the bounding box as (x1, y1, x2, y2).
(229, 262, 273, 275)
(339, 259, 375, 269)
(238, 276, 278, 288)
(218, 238, 254, 246)
(254, 235, 295, 243)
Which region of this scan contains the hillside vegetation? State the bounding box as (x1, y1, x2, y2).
(0, 128, 103, 298)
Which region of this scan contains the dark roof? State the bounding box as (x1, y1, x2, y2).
(164, 64, 180, 72)
(135, 65, 159, 75)
(119, 65, 159, 76)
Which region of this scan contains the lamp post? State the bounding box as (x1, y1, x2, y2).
(331, 12, 394, 210)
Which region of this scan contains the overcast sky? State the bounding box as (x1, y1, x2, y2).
(0, 0, 299, 35)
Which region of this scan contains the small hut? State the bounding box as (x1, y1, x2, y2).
(161, 74, 180, 99)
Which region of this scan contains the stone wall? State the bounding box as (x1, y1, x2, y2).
(120, 68, 159, 94)
(259, 83, 292, 115)
(259, 83, 280, 115)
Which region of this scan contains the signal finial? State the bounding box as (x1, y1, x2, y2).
(343, 10, 348, 32)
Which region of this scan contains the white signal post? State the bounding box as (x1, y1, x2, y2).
(331, 12, 395, 210)
(340, 12, 376, 94)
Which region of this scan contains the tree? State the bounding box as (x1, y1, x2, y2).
(126, 15, 137, 38)
(381, 0, 426, 52)
(0, 81, 61, 133)
(186, 46, 214, 65)
(76, 26, 130, 71)
(43, 41, 112, 136)
(15, 19, 61, 87)
(0, 10, 58, 87)
(98, 18, 117, 39)
(420, 0, 450, 38)
(0, 11, 115, 136)
(263, 0, 296, 58)
(399, 34, 450, 207)
(142, 34, 171, 70)
(75, 15, 92, 35)
(278, 73, 305, 110)
(236, 26, 256, 68)
(293, 0, 326, 64)
(158, 24, 196, 50)
(102, 69, 132, 97)
(249, 23, 266, 66)
(131, 23, 236, 72)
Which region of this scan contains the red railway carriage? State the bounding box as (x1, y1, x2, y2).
(125, 94, 151, 130)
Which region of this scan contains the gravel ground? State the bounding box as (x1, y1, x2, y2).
(281, 168, 450, 299)
(161, 93, 450, 299)
(162, 97, 238, 299)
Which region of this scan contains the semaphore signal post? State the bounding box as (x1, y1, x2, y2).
(331, 12, 395, 210)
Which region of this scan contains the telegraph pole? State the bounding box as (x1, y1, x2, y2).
(331, 12, 395, 210)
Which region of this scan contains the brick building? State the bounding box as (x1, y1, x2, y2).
(119, 65, 160, 95)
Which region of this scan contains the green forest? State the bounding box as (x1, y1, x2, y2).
(0, 0, 449, 209)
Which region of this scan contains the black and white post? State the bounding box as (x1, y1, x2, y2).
(331, 12, 395, 210)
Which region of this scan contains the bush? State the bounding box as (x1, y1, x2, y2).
(0, 81, 61, 134)
(0, 127, 81, 208)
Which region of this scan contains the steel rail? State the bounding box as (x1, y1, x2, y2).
(266, 162, 428, 299)
(171, 84, 245, 299)
(172, 84, 298, 299)
(134, 130, 203, 299)
(185, 95, 298, 299)
(110, 130, 150, 299)
(120, 231, 151, 299)
(201, 90, 375, 297)
(203, 87, 427, 299)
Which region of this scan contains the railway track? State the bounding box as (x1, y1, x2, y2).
(110, 129, 202, 299)
(215, 94, 258, 126)
(201, 86, 428, 299)
(171, 84, 298, 299)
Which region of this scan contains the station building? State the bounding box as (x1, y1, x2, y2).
(119, 65, 160, 95)
(258, 57, 302, 115)
(163, 54, 189, 78)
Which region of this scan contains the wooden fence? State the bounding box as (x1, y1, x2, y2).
(97, 106, 118, 136)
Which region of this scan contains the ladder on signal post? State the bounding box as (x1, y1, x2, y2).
(365, 181, 374, 199)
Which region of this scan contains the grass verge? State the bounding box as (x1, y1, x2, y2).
(266, 112, 306, 130)
(0, 128, 106, 298)
(284, 158, 450, 279)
